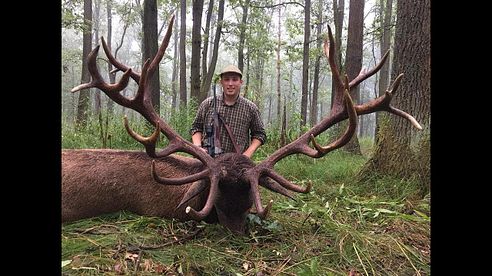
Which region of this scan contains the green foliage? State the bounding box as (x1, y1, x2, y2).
(63, 114, 143, 150)
(114, 0, 142, 27)
(296, 258, 320, 276)
(62, 0, 84, 31)
(167, 100, 199, 142)
(62, 101, 200, 151)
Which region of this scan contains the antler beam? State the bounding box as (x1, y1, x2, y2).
(71, 14, 221, 221)
(246, 24, 422, 217)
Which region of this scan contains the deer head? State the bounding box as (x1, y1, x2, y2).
(70, 15, 421, 233)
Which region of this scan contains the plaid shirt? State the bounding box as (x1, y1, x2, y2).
(190, 94, 266, 154)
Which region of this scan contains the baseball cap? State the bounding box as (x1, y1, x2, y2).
(219, 64, 242, 78)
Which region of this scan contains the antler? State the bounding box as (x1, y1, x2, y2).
(247, 25, 422, 218)
(71, 15, 220, 221)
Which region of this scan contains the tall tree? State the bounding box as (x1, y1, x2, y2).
(200, 0, 225, 102)
(179, 0, 187, 108)
(202, 0, 215, 78)
(276, 3, 282, 121)
(310, 0, 323, 126)
(190, 0, 204, 102)
(375, 0, 394, 143)
(300, 0, 311, 128)
(360, 0, 430, 187)
(93, 0, 102, 116)
(106, 0, 115, 115)
(75, 0, 93, 129)
(342, 0, 364, 155)
(238, 0, 250, 73)
(142, 0, 161, 114)
(171, 3, 179, 112)
(108, 0, 133, 115)
(330, 0, 344, 110)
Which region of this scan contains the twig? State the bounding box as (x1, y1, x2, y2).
(271, 256, 292, 275)
(250, 1, 304, 9)
(75, 224, 121, 234)
(196, 244, 247, 262)
(133, 250, 142, 275)
(301, 212, 312, 226)
(391, 236, 421, 276)
(138, 228, 203, 250)
(352, 242, 369, 276)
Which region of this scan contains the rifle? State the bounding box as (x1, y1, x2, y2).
(202, 82, 223, 157)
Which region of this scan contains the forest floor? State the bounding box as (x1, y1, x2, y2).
(62, 147, 430, 275)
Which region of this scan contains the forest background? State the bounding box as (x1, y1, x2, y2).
(61, 0, 430, 275)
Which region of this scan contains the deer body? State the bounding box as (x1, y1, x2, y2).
(62, 149, 206, 222)
(62, 149, 256, 232)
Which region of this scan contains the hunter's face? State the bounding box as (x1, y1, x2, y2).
(220, 73, 243, 98)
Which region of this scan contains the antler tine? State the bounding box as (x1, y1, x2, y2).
(100, 14, 176, 84)
(247, 173, 273, 219)
(349, 49, 390, 89)
(71, 45, 132, 98)
(151, 160, 211, 185)
(325, 25, 345, 94)
(148, 14, 175, 78)
(311, 86, 357, 155)
(264, 169, 312, 193)
(101, 36, 141, 83)
(355, 73, 422, 130)
(185, 174, 220, 221)
(124, 116, 160, 157)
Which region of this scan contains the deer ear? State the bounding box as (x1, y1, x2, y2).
(176, 180, 209, 210)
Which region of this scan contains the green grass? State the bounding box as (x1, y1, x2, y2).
(62, 118, 430, 275)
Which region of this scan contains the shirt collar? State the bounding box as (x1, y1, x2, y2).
(220, 93, 240, 107)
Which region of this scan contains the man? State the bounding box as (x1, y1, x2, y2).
(190, 65, 266, 158)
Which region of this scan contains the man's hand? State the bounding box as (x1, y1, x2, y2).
(242, 151, 253, 158)
(242, 138, 262, 159)
(192, 132, 207, 153)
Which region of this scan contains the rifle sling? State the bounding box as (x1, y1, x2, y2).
(218, 116, 241, 154)
(212, 113, 222, 150)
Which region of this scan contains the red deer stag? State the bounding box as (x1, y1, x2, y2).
(63, 15, 422, 233)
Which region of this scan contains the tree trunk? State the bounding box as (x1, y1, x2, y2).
(360, 0, 430, 189)
(310, 0, 322, 126)
(341, 0, 364, 155)
(375, 0, 394, 144)
(93, 0, 102, 116)
(202, 0, 215, 78)
(300, 0, 311, 129)
(200, 0, 225, 103)
(76, 0, 93, 130)
(330, 0, 344, 111)
(171, 4, 179, 112)
(276, 4, 282, 122)
(179, 0, 187, 109)
(238, 0, 250, 73)
(106, 0, 115, 115)
(244, 38, 251, 98)
(190, 0, 203, 102)
(142, 0, 160, 114)
(280, 93, 287, 146)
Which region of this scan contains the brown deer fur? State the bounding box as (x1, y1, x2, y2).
(62, 149, 256, 233)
